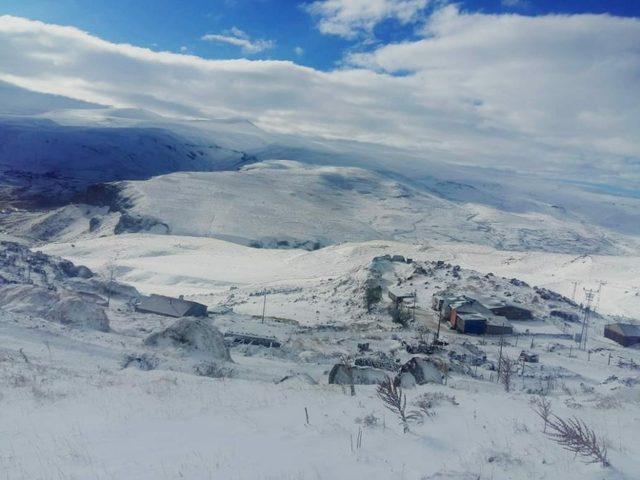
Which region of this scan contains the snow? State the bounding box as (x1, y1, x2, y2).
(40, 234, 640, 319)
(1, 82, 639, 480)
(53, 160, 637, 255)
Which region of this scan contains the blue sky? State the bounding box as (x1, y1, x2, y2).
(1, 0, 638, 70)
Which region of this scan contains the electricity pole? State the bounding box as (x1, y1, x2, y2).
(579, 288, 596, 350)
(261, 291, 267, 324)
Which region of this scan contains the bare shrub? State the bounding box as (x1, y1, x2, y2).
(499, 355, 517, 392)
(390, 304, 411, 327)
(376, 376, 421, 433)
(356, 413, 379, 428)
(415, 392, 459, 416)
(545, 414, 610, 466)
(121, 353, 158, 371)
(593, 394, 622, 410)
(194, 361, 234, 379)
(531, 395, 552, 433)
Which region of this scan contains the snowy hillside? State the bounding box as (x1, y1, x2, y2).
(40, 233, 640, 320)
(0, 118, 254, 207)
(66, 160, 637, 255)
(0, 235, 633, 480)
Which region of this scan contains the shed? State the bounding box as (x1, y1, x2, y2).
(388, 287, 415, 306)
(485, 316, 513, 335)
(136, 294, 207, 318)
(481, 298, 532, 320)
(455, 312, 487, 334)
(604, 323, 640, 347)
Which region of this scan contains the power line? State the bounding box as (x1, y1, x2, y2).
(579, 288, 596, 350)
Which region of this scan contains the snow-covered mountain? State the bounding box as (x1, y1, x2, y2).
(65, 160, 635, 255)
(1, 81, 639, 256)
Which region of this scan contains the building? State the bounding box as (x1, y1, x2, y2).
(388, 287, 415, 307)
(135, 294, 207, 318)
(455, 312, 487, 334)
(478, 297, 533, 320)
(485, 316, 514, 335)
(604, 323, 640, 347)
(434, 293, 514, 335)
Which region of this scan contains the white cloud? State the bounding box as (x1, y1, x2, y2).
(501, 0, 529, 7)
(304, 0, 430, 39)
(0, 10, 638, 181)
(202, 27, 275, 54)
(294, 46, 304, 56)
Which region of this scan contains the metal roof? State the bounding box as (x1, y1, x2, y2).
(136, 294, 206, 317)
(606, 323, 640, 337)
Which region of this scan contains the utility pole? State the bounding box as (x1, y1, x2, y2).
(594, 281, 606, 314)
(412, 290, 416, 323)
(261, 291, 267, 324)
(497, 335, 505, 382)
(579, 288, 596, 350)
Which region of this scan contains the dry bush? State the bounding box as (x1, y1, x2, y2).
(499, 355, 517, 392)
(530, 395, 552, 433)
(193, 361, 234, 379)
(356, 413, 379, 428)
(376, 376, 422, 433)
(415, 392, 459, 416)
(545, 414, 610, 466)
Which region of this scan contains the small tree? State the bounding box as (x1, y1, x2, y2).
(499, 355, 517, 392)
(364, 280, 382, 312)
(544, 414, 610, 467)
(390, 304, 411, 327)
(376, 377, 421, 433)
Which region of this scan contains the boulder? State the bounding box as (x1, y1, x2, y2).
(48, 296, 110, 331)
(328, 364, 387, 385)
(398, 357, 443, 385)
(144, 318, 231, 361)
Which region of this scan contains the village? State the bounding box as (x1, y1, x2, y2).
(1, 237, 639, 478)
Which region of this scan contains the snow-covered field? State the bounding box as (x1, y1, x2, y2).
(41, 233, 640, 320)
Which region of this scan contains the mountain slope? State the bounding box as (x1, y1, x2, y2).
(75, 160, 637, 255)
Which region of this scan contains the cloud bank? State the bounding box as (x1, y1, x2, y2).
(0, 7, 638, 181)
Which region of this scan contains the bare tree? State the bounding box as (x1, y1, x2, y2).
(376, 376, 421, 433)
(544, 414, 610, 467)
(530, 395, 552, 433)
(499, 355, 517, 392)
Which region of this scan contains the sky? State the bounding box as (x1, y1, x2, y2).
(0, 0, 638, 181)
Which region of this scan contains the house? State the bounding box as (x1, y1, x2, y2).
(135, 294, 207, 318)
(455, 312, 487, 334)
(434, 293, 513, 335)
(478, 297, 533, 320)
(388, 287, 415, 307)
(604, 323, 640, 347)
(440, 294, 471, 322)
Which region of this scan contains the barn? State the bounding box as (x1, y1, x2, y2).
(478, 297, 533, 320)
(604, 323, 640, 347)
(136, 294, 208, 318)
